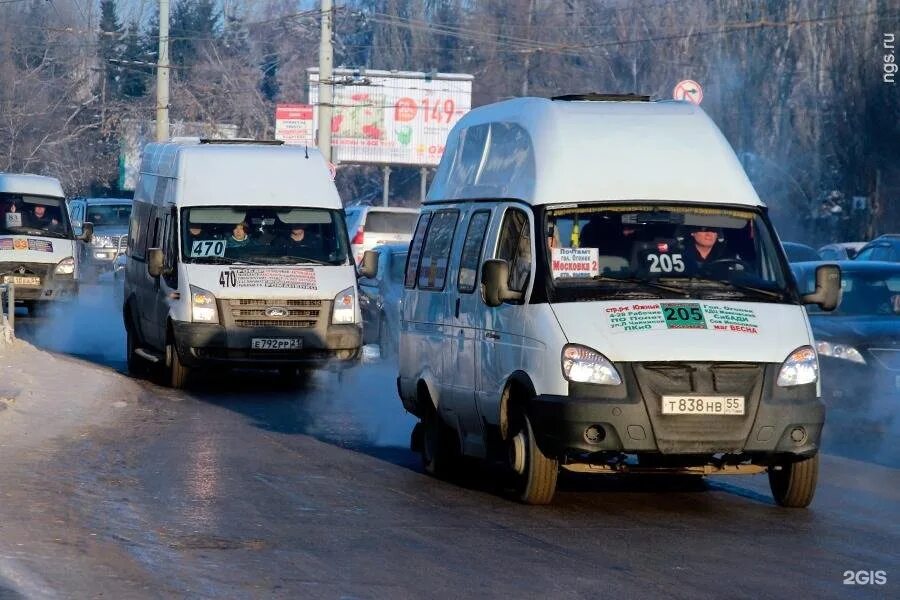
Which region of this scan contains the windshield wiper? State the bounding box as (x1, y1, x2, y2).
(265, 255, 333, 266)
(4, 227, 68, 239)
(590, 275, 690, 297)
(664, 276, 787, 300)
(191, 256, 265, 266)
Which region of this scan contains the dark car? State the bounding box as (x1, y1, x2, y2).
(792, 260, 900, 405)
(358, 243, 408, 357)
(782, 241, 821, 263)
(854, 234, 900, 263)
(818, 242, 866, 261)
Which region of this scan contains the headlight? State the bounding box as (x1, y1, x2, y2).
(191, 285, 218, 323)
(91, 235, 114, 248)
(815, 340, 866, 364)
(777, 346, 818, 387)
(54, 257, 75, 275)
(561, 344, 622, 385)
(332, 286, 357, 324)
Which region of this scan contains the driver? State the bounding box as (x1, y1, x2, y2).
(28, 204, 61, 232)
(683, 225, 736, 271)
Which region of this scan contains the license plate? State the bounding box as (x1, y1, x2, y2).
(3, 275, 40, 286)
(661, 395, 745, 415)
(251, 338, 302, 350)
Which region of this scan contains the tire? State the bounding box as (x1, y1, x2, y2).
(126, 325, 142, 376)
(510, 414, 558, 505)
(167, 341, 190, 389)
(768, 454, 819, 508)
(421, 411, 462, 479)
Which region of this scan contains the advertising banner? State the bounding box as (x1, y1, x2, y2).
(308, 69, 473, 166)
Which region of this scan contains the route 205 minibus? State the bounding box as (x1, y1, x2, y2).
(124, 140, 362, 388)
(387, 95, 840, 507)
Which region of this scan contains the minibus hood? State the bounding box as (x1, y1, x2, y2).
(0, 235, 75, 264)
(550, 299, 812, 363)
(184, 263, 357, 299)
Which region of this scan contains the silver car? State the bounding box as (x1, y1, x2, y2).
(68, 197, 132, 282)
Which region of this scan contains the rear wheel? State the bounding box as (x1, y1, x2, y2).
(421, 411, 462, 479)
(167, 341, 190, 389)
(509, 414, 558, 505)
(768, 454, 819, 508)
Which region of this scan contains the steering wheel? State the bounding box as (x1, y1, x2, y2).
(700, 258, 751, 273)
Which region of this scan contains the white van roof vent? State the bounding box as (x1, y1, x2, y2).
(551, 93, 651, 102)
(198, 138, 285, 145)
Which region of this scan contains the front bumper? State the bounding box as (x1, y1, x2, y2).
(2, 262, 78, 302)
(172, 320, 362, 368)
(83, 248, 120, 271)
(529, 362, 823, 460)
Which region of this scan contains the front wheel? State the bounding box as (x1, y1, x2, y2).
(509, 414, 558, 505)
(768, 454, 819, 508)
(167, 341, 190, 389)
(421, 412, 462, 479)
(126, 326, 143, 376)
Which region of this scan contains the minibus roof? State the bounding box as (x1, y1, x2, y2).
(426, 97, 763, 208)
(0, 173, 65, 198)
(140, 141, 342, 209)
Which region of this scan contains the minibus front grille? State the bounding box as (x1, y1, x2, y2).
(222, 298, 325, 329)
(634, 362, 765, 454)
(234, 319, 318, 328)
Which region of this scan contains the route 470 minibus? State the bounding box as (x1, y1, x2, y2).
(124, 139, 362, 388)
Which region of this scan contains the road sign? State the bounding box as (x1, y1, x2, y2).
(673, 79, 703, 105)
(275, 104, 315, 146)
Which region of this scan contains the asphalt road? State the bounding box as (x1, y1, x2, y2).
(4, 288, 899, 599)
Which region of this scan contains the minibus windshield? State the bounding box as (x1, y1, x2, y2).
(543, 203, 794, 303)
(1, 194, 72, 239)
(181, 206, 350, 266)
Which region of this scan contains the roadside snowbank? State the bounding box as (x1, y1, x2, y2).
(0, 338, 139, 454)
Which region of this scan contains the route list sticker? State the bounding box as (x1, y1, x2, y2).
(606, 302, 758, 334)
(552, 247, 599, 278)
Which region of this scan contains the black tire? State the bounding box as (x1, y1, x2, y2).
(510, 414, 558, 505)
(167, 341, 190, 389)
(768, 454, 819, 508)
(421, 411, 462, 479)
(126, 325, 142, 376)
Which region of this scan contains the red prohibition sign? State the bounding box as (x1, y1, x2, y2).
(673, 79, 703, 105)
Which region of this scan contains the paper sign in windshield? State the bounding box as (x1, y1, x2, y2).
(552, 247, 599, 278)
(5, 213, 22, 227)
(190, 239, 226, 258)
(606, 302, 759, 334)
(225, 267, 318, 290)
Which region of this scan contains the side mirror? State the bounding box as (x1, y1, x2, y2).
(481, 259, 522, 307)
(801, 264, 841, 311)
(77, 222, 94, 243)
(359, 250, 378, 279)
(147, 248, 164, 278)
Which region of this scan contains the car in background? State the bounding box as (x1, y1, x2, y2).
(358, 243, 407, 357)
(854, 234, 900, 263)
(68, 197, 132, 282)
(818, 241, 866, 261)
(782, 241, 821, 263)
(345, 205, 418, 265)
(792, 260, 900, 404)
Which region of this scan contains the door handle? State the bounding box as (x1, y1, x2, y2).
(454, 297, 460, 318)
(485, 331, 500, 340)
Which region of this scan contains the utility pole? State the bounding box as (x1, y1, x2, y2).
(318, 0, 334, 162)
(156, 0, 170, 142)
(521, 0, 536, 96)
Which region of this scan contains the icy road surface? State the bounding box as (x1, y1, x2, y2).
(0, 286, 897, 598)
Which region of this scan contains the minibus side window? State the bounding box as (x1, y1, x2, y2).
(457, 210, 491, 294)
(418, 210, 459, 291)
(496, 208, 531, 293)
(162, 209, 178, 288)
(405, 212, 433, 289)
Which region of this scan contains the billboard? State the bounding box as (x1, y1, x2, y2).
(274, 104, 315, 146)
(308, 68, 473, 167)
